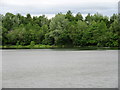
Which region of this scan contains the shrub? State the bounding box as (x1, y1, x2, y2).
(30, 41, 35, 48)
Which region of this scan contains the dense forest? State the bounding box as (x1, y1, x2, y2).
(0, 11, 120, 48)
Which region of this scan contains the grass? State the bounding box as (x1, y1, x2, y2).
(2, 44, 58, 49)
(1, 44, 119, 50)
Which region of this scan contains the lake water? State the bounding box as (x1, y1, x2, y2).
(2, 49, 118, 88)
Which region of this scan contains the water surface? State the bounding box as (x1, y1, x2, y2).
(2, 49, 118, 88)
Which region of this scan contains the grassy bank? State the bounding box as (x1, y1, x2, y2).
(1, 45, 58, 49)
(1, 45, 119, 50)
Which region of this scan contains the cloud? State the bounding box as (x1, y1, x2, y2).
(0, 0, 119, 18)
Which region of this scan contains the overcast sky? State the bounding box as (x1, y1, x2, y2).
(0, 0, 119, 18)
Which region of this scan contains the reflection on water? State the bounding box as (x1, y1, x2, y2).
(2, 49, 118, 88)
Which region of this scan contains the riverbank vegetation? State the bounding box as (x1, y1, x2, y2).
(1, 11, 120, 48)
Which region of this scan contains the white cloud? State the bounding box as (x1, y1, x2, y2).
(0, 0, 119, 18)
(1, 0, 119, 6)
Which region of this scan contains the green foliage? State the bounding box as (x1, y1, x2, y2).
(75, 12, 83, 21)
(1, 12, 119, 48)
(50, 14, 69, 31)
(65, 10, 74, 21)
(30, 41, 35, 48)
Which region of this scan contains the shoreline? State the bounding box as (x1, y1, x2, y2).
(0, 45, 118, 50)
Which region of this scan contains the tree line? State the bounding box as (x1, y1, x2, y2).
(1, 11, 120, 47)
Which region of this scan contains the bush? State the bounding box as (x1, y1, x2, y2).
(30, 41, 35, 48)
